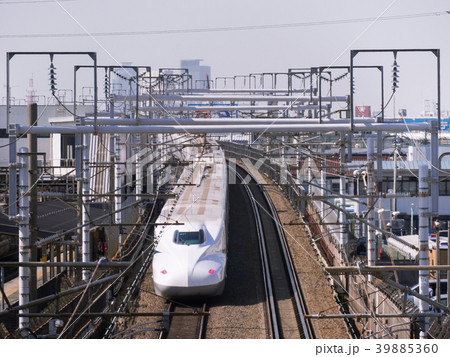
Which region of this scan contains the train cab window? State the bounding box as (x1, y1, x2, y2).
(174, 230, 205, 245)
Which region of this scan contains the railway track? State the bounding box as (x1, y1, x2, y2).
(159, 301, 208, 339)
(234, 164, 314, 339)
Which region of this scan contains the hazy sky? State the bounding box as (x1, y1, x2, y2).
(1, 0, 450, 116)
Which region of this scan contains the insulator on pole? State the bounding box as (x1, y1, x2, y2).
(392, 60, 400, 91)
(49, 62, 57, 95)
(104, 72, 110, 98)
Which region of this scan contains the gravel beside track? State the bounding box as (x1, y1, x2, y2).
(116, 271, 166, 339)
(258, 181, 350, 339)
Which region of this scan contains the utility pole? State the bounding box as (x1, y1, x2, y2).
(320, 134, 326, 216)
(82, 133, 91, 282)
(418, 165, 430, 339)
(367, 136, 376, 281)
(114, 133, 123, 247)
(18, 147, 30, 329)
(339, 132, 347, 260)
(27, 103, 38, 308)
(75, 131, 82, 280)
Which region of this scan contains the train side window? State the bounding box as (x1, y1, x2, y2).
(174, 230, 205, 245)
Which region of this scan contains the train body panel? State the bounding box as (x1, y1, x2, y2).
(152, 141, 228, 298)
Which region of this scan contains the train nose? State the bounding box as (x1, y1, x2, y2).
(153, 252, 189, 287)
(155, 253, 224, 286)
(153, 250, 226, 297)
(191, 255, 225, 285)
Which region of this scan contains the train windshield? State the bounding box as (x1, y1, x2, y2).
(174, 230, 205, 245)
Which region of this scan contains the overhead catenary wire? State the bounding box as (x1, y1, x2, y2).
(1, 10, 448, 39)
(0, 0, 74, 4)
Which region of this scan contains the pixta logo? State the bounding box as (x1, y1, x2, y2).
(227, 156, 298, 185)
(124, 146, 172, 193)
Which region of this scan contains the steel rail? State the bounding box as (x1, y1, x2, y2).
(197, 302, 208, 339)
(159, 301, 208, 339)
(18, 311, 210, 318)
(261, 189, 314, 339)
(234, 167, 279, 339)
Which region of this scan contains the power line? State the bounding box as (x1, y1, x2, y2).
(0, 0, 74, 4)
(1, 10, 448, 39)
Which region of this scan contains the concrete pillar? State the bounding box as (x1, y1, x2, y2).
(376, 117, 383, 187)
(339, 133, 347, 258)
(8, 124, 17, 218)
(320, 135, 326, 215)
(418, 165, 430, 339)
(135, 134, 142, 215)
(27, 103, 38, 306)
(75, 133, 82, 257)
(114, 133, 122, 247)
(430, 121, 439, 218)
(18, 147, 30, 329)
(367, 136, 376, 280)
(82, 133, 91, 282)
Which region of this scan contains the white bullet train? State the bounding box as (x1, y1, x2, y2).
(152, 141, 228, 298)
